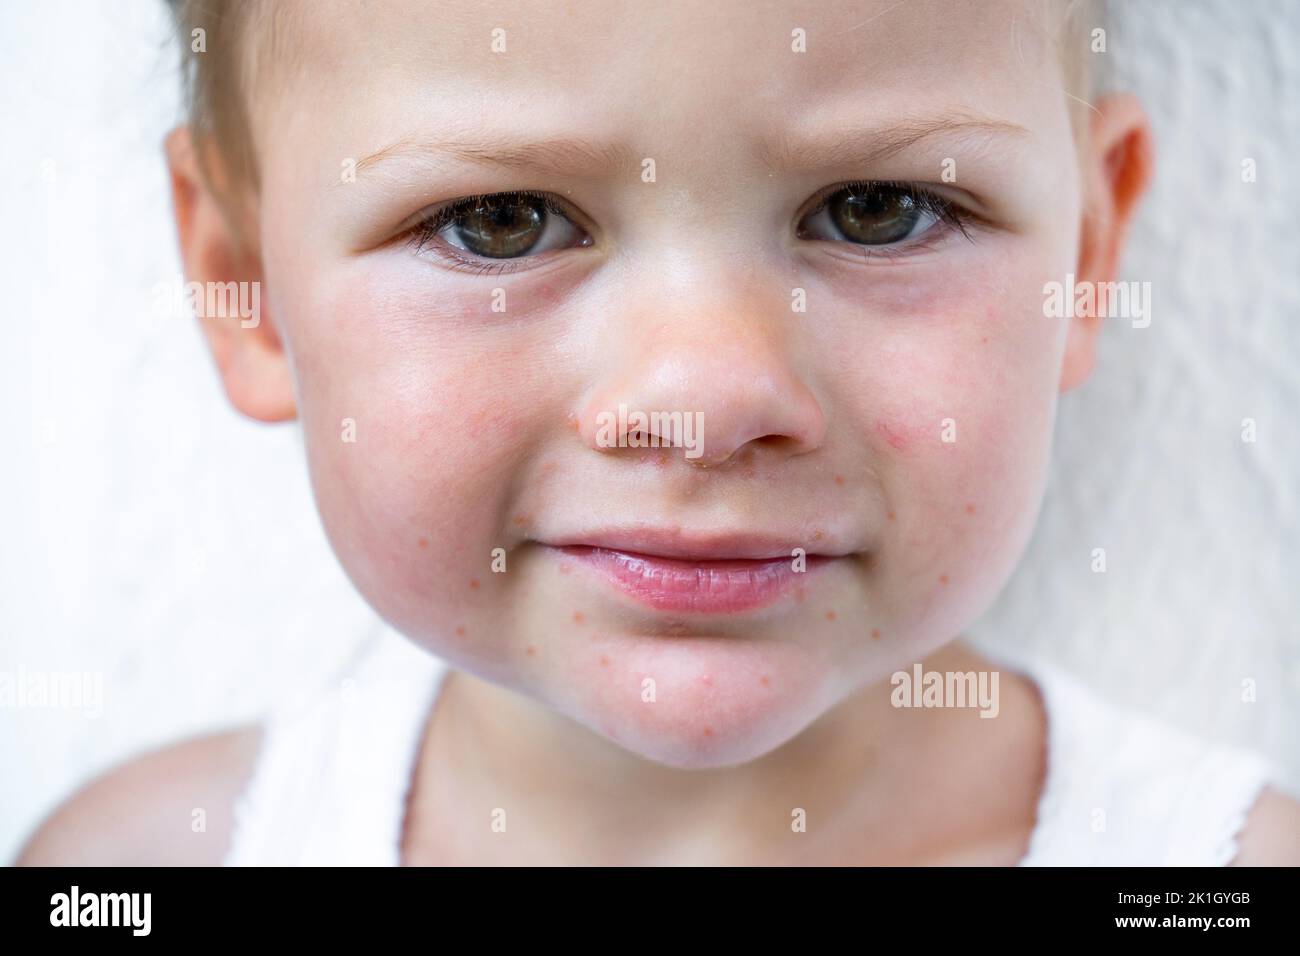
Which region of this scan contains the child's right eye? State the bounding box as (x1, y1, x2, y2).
(408, 190, 592, 274)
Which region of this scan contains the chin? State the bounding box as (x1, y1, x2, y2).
(557, 634, 837, 769)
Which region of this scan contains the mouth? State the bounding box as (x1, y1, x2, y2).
(544, 529, 852, 614)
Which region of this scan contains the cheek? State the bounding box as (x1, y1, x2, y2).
(851, 285, 1062, 623)
(284, 273, 550, 640)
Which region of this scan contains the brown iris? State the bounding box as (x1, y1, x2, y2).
(828, 186, 923, 245)
(453, 195, 548, 258)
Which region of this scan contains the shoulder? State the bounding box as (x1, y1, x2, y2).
(14, 723, 262, 866)
(1231, 787, 1300, 866)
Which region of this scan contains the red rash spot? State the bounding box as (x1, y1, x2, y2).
(702, 727, 714, 737)
(875, 419, 909, 452)
(834, 475, 845, 486)
(965, 503, 976, 515)
(573, 611, 585, 624)
(417, 537, 429, 549)
(469, 579, 480, 589)
(760, 675, 771, 688)
(886, 510, 896, 521)
(812, 530, 824, 542)
(700, 675, 713, 686)
(513, 514, 528, 526)
(826, 610, 837, 621)
(981, 336, 989, 344)
(599, 655, 610, 667)
(939, 574, 949, 585)
(871, 628, 881, 640)
(525, 645, 536, 656)
(455, 626, 466, 637)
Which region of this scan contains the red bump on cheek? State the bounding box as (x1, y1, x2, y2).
(468, 579, 480, 590)
(573, 611, 585, 624)
(417, 537, 429, 549)
(455, 626, 466, 637)
(599, 655, 610, 667)
(875, 419, 910, 452)
(825, 610, 837, 621)
(965, 503, 976, 515)
(871, 628, 881, 640)
(939, 574, 950, 585)
(760, 675, 772, 688)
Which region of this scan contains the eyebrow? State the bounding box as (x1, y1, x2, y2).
(352, 112, 1030, 182)
(759, 113, 1031, 172)
(355, 134, 639, 178)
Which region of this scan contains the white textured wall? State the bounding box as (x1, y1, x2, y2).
(2, 0, 1297, 862)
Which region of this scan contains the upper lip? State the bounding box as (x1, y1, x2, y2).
(541, 526, 857, 561)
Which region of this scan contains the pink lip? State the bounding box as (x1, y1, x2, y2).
(552, 541, 838, 614)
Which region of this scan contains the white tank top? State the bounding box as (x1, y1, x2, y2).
(223, 626, 1279, 866)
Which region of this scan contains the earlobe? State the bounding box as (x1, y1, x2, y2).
(1059, 93, 1155, 394)
(164, 127, 296, 422)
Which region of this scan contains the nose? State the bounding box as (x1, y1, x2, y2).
(577, 274, 826, 468)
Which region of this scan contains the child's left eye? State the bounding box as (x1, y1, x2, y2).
(796, 181, 970, 251)
(408, 191, 591, 273)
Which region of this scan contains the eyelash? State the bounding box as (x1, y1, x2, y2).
(404, 181, 976, 273)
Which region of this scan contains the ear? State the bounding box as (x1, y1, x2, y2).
(1059, 93, 1155, 393)
(164, 126, 296, 422)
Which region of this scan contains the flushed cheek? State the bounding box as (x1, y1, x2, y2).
(869, 368, 1055, 636)
(290, 307, 549, 640)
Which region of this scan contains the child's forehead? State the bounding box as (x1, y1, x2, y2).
(282, 0, 1065, 118)
(251, 0, 1076, 198)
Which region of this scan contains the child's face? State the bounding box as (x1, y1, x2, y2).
(248, 0, 1089, 767)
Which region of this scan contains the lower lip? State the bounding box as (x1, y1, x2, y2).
(556, 545, 830, 614)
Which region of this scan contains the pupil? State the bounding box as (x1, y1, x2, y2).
(831, 189, 920, 245)
(456, 197, 546, 257)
